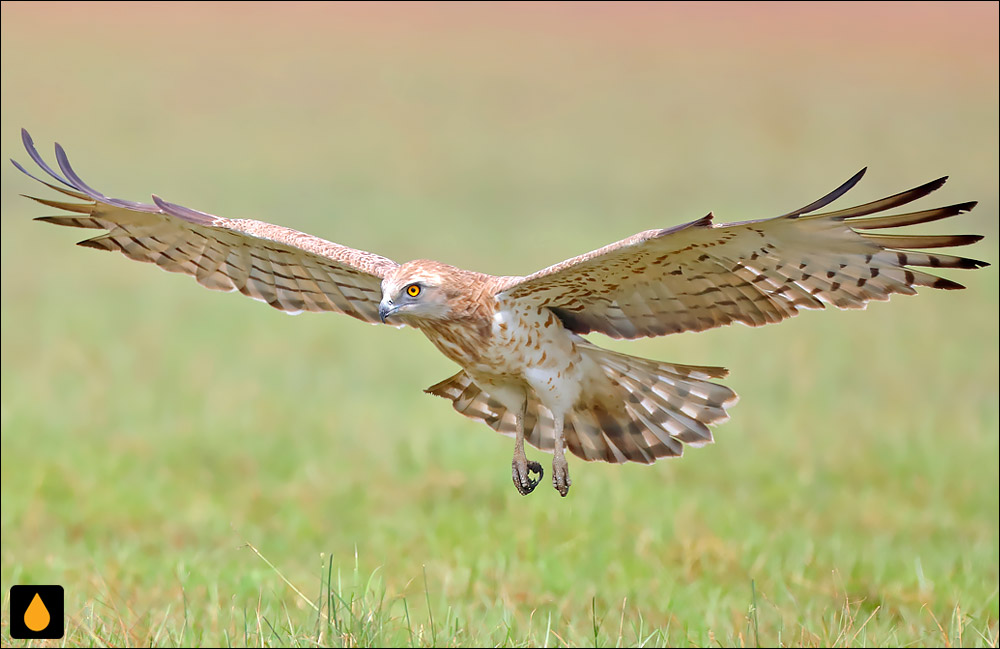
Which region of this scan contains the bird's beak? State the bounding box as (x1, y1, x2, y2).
(379, 300, 397, 324)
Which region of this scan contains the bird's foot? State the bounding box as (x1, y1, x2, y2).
(552, 454, 571, 497)
(512, 455, 544, 495)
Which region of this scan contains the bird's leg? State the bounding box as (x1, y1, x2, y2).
(552, 415, 571, 497)
(511, 400, 543, 495)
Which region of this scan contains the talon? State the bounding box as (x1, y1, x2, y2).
(512, 457, 544, 495)
(527, 460, 543, 490)
(552, 458, 571, 497)
(553, 476, 570, 497)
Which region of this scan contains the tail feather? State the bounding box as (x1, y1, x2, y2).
(424, 344, 738, 464)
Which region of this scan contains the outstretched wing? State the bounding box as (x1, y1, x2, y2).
(497, 169, 987, 339)
(14, 130, 397, 323)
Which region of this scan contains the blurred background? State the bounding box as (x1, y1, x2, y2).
(2, 2, 997, 646)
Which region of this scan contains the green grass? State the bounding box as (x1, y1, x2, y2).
(1, 4, 997, 647)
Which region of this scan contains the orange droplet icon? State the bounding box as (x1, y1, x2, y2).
(24, 592, 51, 632)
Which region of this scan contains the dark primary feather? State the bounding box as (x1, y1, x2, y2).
(774, 167, 868, 218)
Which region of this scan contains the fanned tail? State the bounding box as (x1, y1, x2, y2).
(425, 344, 738, 464)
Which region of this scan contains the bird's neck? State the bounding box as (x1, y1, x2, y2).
(416, 314, 493, 368)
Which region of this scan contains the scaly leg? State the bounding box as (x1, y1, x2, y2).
(552, 416, 571, 497)
(511, 400, 543, 495)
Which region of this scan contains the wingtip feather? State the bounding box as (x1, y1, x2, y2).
(780, 167, 868, 219)
(151, 194, 218, 225)
(932, 277, 966, 290)
(76, 237, 114, 251)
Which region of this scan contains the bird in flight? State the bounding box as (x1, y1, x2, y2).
(14, 129, 987, 497)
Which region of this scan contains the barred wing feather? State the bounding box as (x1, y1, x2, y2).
(498, 169, 986, 339)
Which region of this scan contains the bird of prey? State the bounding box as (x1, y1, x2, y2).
(14, 129, 987, 497)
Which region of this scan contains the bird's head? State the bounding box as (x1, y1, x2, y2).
(379, 260, 467, 324)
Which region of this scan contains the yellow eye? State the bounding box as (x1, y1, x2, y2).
(406, 284, 421, 297)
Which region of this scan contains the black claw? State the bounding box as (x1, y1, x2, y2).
(553, 465, 571, 497)
(513, 460, 544, 495)
(527, 460, 543, 491)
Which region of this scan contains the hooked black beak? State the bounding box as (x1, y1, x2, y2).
(379, 302, 396, 324)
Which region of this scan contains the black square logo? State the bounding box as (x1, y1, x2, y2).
(9, 585, 64, 640)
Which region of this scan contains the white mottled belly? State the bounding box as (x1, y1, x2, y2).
(468, 303, 591, 415)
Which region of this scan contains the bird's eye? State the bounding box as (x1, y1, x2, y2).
(406, 284, 421, 298)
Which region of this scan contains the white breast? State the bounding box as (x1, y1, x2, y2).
(484, 303, 588, 416)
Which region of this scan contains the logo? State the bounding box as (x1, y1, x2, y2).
(9, 585, 64, 640)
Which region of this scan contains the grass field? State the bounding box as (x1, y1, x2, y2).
(1, 3, 997, 647)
